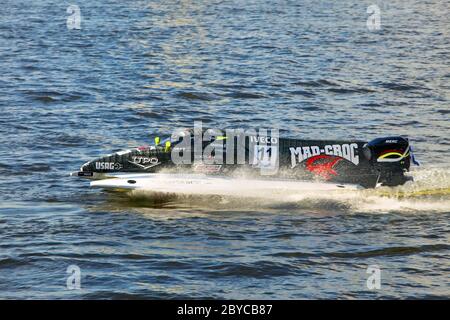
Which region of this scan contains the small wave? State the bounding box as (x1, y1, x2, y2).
(269, 251, 315, 258)
(327, 244, 449, 258)
(378, 82, 425, 91)
(47, 133, 89, 147)
(203, 261, 301, 278)
(224, 91, 265, 99)
(81, 290, 215, 299)
(0, 163, 11, 170)
(0, 257, 28, 268)
(176, 91, 216, 101)
(358, 102, 382, 108)
(135, 111, 166, 119)
(267, 244, 449, 260)
(10, 163, 52, 174)
(289, 90, 316, 97)
(20, 90, 84, 103)
(34, 95, 56, 103)
(207, 83, 253, 90)
(293, 79, 340, 87)
(327, 87, 376, 94)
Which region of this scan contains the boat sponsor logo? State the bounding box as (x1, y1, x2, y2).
(77, 171, 94, 177)
(95, 162, 122, 170)
(305, 155, 343, 180)
(249, 136, 278, 144)
(137, 146, 149, 151)
(252, 145, 278, 169)
(290, 143, 359, 167)
(193, 164, 222, 173)
(128, 156, 160, 170)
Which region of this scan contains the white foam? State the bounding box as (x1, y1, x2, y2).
(120, 166, 450, 214)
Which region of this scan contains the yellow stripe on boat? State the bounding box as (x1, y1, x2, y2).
(378, 152, 404, 159)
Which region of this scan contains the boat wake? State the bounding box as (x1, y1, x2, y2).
(106, 166, 450, 214)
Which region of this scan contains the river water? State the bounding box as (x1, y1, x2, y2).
(0, 0, 449, 299)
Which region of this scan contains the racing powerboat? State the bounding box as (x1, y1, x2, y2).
(71, 128, 419, 194)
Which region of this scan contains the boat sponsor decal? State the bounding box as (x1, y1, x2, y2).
(252, 145, 278, 169)
(128, 156, 160, 170)
(305, 155, 343, 180)
(95, 162, 123, 170)
(193, 164, 222, 173)
(249, 136, 278, 144)
(290, 143, 359, 167)
(376, 148, 409, 162)
(77, 171, 94, 177)
(137, 145, 149, 152)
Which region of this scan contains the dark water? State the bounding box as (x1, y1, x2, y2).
(0, 0, 449, 299)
